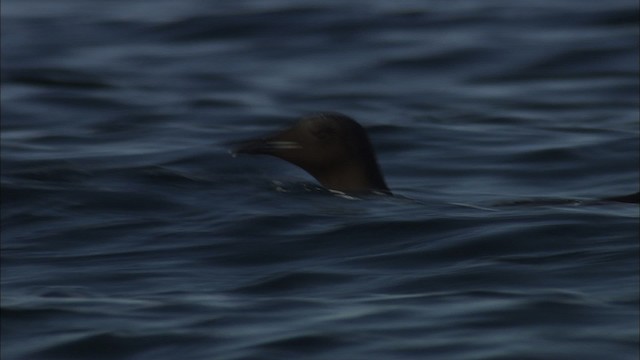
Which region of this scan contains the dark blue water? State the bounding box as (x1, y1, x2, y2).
(2, 0, 639, 359)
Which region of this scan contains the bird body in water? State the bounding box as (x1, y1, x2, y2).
(234, 112, 390, 195)
(234, 112, 638, 204)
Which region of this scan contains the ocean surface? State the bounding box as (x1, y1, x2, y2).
(2, 0, 639, 359)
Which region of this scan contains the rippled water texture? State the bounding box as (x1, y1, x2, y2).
(2, 0, 639, 359)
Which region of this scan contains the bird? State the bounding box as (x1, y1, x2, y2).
(234, 112, 390, 195)
(234, 112, 638, 204)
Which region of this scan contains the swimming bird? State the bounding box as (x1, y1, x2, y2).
(234, 112, 391, 195)
(234, 112, 638, 204)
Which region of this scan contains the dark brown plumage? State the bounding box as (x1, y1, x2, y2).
(235, 112, 390, 194)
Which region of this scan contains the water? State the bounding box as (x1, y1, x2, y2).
(2, 0, 639, 359)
